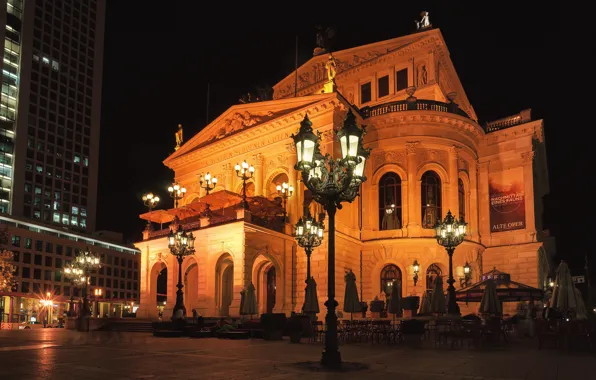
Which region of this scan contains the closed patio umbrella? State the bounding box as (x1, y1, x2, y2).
(419, 290, 431, 315)
(479, 279, 502, 315)
(303, 277, 320, 315)
(241, 283, 258, 320)
(429, 276, 446, 314)
(239, 289, 246, 318)
(387, 281, 402, 322)
(549, 261, 576, 318)
(574, 287, 588, 320)
(343, 270, 361, 320)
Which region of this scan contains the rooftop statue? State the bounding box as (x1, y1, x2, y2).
(415, 11, 431, 30)
(314, 25, 336, 56)
(174, 124, 183, 151)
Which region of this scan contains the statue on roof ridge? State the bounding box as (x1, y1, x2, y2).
(415, 11, 431, 30)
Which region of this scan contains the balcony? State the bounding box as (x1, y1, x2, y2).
(360, 99, 471, 120)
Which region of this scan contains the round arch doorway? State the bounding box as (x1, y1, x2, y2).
(266, 267, 276, 313)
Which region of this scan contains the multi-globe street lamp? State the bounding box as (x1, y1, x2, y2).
(292, 109, 370, 369)
(142, 192, 160, 228)
(434, 210, 467, 315)
(413, 260, 420, 286)
(235, 160, 254, 210)
(276, 182, 294, 221)
(460, 261, 472, 288)
(168, 223, 196, 320)
(199, 172, 218, 195)
(168, 182, 186, 208)
(63, 248, 101, 318)
(294, 209, 325, 318)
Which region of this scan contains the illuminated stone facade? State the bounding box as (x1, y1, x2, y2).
(135, 28, 552, 319)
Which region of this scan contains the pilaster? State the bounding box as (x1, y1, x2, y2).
(448, 145, 460, 217)
(477, 160, 490, 244)
(469, 159, 479, 241)
(286, 143, 298, 224)
(522, 151, 536, 237)
(406, 141, 420, 232)
(222, 163, 233, 191)
(253, 153, 264, 196)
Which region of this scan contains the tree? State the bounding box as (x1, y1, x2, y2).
(0, 249, 15, 292)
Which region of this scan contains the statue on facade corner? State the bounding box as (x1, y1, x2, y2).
(325, 55, 337, 82)
(174, 124, 183, 151)
(415, 11, 431, 30)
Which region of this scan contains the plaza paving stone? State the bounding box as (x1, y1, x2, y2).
(0, 329, 594, 379)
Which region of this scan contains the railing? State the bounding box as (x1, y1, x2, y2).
(360, 99, 471, 119)
(484, 109, 532, 133)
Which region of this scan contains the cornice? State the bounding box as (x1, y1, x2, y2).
(166, 97, 346, 171)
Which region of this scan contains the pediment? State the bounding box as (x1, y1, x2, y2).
(273, 29, 439, 99)
(164, 94, 338, 165)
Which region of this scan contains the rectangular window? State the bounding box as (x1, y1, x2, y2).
(34, 254, 42, 265)
(396, 68, 408, 91)
(25, 238, 32, 249)
(360, 82, 372, 104)
(378, 75, 389, 98)
(35, 240, 43, 251)
(11, 235, 20, 247)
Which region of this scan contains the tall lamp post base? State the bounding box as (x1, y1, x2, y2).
(321, 349, 342, 369)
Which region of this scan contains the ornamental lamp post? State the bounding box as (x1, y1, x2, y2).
(63, 247, 101, 320)
(142, 192, 160, 229)
(235, 160, 254, 210)
(460, 261, 472, 288)
(292, 110, 370, 369)
(168, 224, 196, 320)
(168, 182, 186, 208)
(199, 172, 218, 195)
(294, 210, 325, 311)
(276, 182, 294, 221)
(433, 211, 467, 315)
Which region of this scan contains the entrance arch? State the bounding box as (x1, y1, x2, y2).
(215, 253, 234, 316)
(251, 254, 282, 315)
(149, 261, 167, 319)
(184, 258, 199, 312)
(266, 267, 276, 313)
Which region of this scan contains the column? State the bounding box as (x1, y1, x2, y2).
(469, 158, 479, 241)
(137, 246, 150, 319)
(253, 153, 264, 196)
(522, 152, 536, 238)
(406, 141, 420, 230)
(448, 145, 460, 217)
(286, 143, 298, 224)
(477, 160, 490, 243)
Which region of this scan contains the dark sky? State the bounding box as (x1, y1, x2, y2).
(96, 4, 582, 269)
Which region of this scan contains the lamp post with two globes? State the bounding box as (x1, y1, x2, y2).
(276, 182, 294, 221)
(292, 109, 370, 369)
(199, 172, 218, 195)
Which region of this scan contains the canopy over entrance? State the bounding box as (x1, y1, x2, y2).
(456, 268, 544, 302)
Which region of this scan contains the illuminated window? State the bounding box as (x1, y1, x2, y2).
(380, 264, 402, 299)
(426, 263, 442, 290)
(421, 171, 442, 229)
(378, 172, 402, 230)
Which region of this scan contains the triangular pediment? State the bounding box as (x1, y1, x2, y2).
(274, 29, 437, 99)
(164, 93, 340, 166)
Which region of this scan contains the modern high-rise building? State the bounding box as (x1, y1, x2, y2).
(1, 0, 105, 232)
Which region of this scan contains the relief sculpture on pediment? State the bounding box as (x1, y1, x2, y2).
(210, 110, 276, 142)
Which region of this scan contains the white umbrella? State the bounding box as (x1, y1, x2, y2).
(303, 277, 320, 314)
(343, 270, 361, 320)
(241, 282, 258, 320)
(419, 290, 431, 315)
(479, 279, 502, 315)
(387, 281, 402, 322)
(550, 261, 577, 316)
(574, 287, 588, 320)
(429, 276, 446, 314)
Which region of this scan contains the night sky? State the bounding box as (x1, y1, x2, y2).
(96, 5, 582, 270)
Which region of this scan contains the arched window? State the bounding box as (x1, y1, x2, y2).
(458, 178, 466, 222)
(378, 172, 402, 230)
(268, 173, 289, 198)
(380, 264, 402, 298)
(426, 263, 442, 290)
(421, 171, 442, 228)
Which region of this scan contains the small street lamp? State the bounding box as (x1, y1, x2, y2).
(168, 223, 196, 320)
(199, 172, 218, 195)
(168, 182, 186, 208)
(434, 210, 467, 315)
(93, 288, 103, 317)
(294, 209, 325, 319)
(276, 182, 294, 221)
(63, 248, 101, 319)
(235, 160, 254, 210)
(142, 192, 160, 229)
(292, 110, 370, 369)
(413, 260, 420, 286)
(460, 261, 472, 288)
